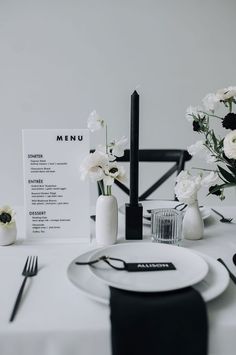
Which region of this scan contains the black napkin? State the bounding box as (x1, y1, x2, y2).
(110, 286, 208, 355)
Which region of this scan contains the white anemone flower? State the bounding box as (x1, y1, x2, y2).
(96, 144, 116, 161)
(202, 93, 219, 111)
(216, 86, 236, 101)
(187, 140, 205, 156)
(0, 206, 15, 227)
(104, 162, 127, 186)
(87, 110, 105, 132)
(80, 150, 109, 182)
(223, 130, 236, 159)
(81, 109, 128, 195)
(109, 136, 128, 157)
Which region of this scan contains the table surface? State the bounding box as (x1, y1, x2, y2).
(1, 205, 236, 355)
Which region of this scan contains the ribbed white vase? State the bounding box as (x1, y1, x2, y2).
(182, 201, 204, 240)
(96, 195, 118, 246)
(0, 222, 17, 246)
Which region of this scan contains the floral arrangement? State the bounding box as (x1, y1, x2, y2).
(80, 111, 127, 195)
(175, 171, 218, 205)
(186, 86, 236, 200)
(0, 206, 15, 227)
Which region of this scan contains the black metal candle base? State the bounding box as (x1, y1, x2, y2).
(125, 203, 143, 240)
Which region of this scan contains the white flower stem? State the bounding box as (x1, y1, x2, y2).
(192, 167, 218, 172)
(199, 111, 223, 120)
(107, 185, 112, 196)
(98, 180, 105, 195)
(105, 124, 108, 154)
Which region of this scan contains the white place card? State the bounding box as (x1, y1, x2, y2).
(22, 129, 90, 242)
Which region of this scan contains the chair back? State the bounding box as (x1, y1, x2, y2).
(113, 149, 191, 200)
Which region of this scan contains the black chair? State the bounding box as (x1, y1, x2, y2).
(107, 149, 191, 201)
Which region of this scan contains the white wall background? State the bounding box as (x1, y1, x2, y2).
(0, 0, 236, 206)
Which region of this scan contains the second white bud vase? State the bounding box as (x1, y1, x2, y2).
(96, 195, 118, 246)
(0, 222, 17, 246)
(182, 201, 204, 240)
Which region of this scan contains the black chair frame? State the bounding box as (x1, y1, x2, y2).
(113, 149, 191, 200)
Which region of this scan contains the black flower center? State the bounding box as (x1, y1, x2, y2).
(193, 120, 201, 132)
(0, 212, 12, 224)
(222, 113, 236, 130)
(109, 167, 118, 174)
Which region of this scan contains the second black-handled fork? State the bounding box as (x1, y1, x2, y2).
(9, 256, 38, 322)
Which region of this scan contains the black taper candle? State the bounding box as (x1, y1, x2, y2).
(125, 90, 143, 239)
(130, 90, 139, 206)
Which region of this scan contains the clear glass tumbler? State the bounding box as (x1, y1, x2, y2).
(151, 208, 183, 245)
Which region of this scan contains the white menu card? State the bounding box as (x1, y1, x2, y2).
(22, 129, 90, 242)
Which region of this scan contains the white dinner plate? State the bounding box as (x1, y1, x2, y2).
(119, 200, 211, 223)
(88, 243, 209, 292)
(67, 248, 229, 303)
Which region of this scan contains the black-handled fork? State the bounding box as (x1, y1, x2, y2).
(217, 258, 236, 284)
(9, 256, 38, 322)
(211, 209, 233, 223)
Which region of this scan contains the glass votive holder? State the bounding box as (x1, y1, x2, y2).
(151, 208, 183, 245)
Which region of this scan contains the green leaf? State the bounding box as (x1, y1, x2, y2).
(226, 165, 236, 177)
(222, 183, 236, 188)
(211, 131, 218, 150)
(207, 182, 236, 196)
(207, 184, 224, 196)
(217, 165, 236, 183)
(218, 139, 224, 149)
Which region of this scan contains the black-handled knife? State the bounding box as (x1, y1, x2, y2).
(217, 258, 236, 284)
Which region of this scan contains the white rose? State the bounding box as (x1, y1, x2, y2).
(201, 172, 218, 187)
(216, 86, 236, 101)
(87, 110, 104, 132)
(206, 153, 217, 164)
(193, 175, 202, 190)
(174, 179, 198, 205)
(187, 140, 205, 156)
(176, 170, 190, 183)
(202, 93, 219, 111)
(223, 130, 236, 159)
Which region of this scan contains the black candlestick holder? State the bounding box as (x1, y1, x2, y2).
(125, 203, 143, 240)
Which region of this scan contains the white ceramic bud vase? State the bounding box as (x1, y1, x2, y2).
(0, 222, 17, 246)
(182, 201, 204, 240)
(96, 195, 118, 246)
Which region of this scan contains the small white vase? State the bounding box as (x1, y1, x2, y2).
(96, 195, 118, 246)
(182, 201, 204, 240)
(0, 222, 17, 246)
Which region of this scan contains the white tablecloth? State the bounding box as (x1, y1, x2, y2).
(1, 206, 236, 355)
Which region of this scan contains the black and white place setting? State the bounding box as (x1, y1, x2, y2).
(2, 87, 236, 355)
